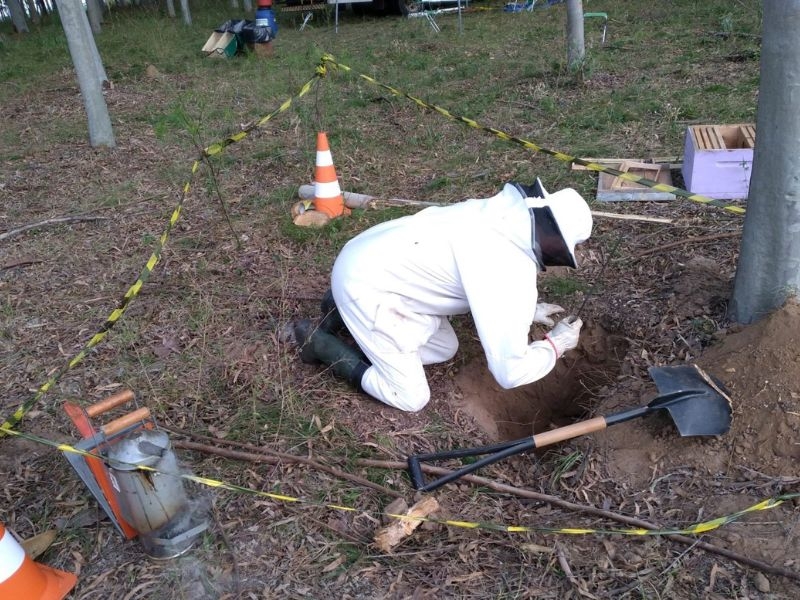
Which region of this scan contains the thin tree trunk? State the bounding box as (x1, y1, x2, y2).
(243, 0, 252, 11)
(179, 0, 191, 25)
(56, 0, 116, 147)
(566, 0, 584, 70)
(86, 0, 103, 34)
(731, 1, 800, 323)
(78, 1, 108, 84)
(8, 0, 30, 33)
(165, 0, 176, 18)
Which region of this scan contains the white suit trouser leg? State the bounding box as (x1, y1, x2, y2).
(333, 289, 458, 412)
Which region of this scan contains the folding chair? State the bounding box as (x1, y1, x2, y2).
(584, 11, 608, 45)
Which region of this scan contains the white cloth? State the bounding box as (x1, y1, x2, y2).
(331, 183, 567, 412)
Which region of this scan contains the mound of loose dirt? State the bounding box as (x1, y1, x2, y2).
(598, 299, 800, 486)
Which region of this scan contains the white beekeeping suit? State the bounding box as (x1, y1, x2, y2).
(317, 182, 593, 412)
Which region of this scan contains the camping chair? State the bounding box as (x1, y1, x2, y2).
(584, 11, 608, 45)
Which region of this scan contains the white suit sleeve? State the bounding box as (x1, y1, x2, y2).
(453, 234, 558, 389)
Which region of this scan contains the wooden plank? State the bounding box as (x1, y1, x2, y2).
(571, 157, 682, 171)
(596, 160, 676, 202)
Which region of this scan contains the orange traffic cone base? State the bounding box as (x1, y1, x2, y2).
(313, 132, 350, 218)
(0, 524, 77, 600)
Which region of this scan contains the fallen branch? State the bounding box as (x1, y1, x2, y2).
(590, 211, 672, 224)
(0, 216, 108, 242)
(166, 428, 403, 499)
(631, 231, 740, 260)
(354, 458, 800, 584)
(1, 259, 43, 271)
(167, 427, 799, 582)
(299, 184, 672, 223)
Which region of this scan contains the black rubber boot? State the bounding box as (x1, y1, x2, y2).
(294, 319, 370, 392)
(319, 289, 346, 334)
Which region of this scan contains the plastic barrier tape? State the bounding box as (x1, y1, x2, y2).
(0, 72, 323, 435)
(3, 424, 795, 539)
(320, 55, 746, 217)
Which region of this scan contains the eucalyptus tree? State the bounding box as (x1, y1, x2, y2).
(7, 0, 29, 32)
(731, 1, 800, 322)
(565, 0, 584, 71)
(56, 0, 115, 147)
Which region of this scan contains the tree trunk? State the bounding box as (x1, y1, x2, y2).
(165, 0, 176, 18)
(566, 0, 584, 70)
(179, 0, 192, 25)
(243, 0, 252, 11)
(86, 0, 103, 34)
(230, 0, 239, 8)
(56, 0, 116, 148)
(731, 1, 800, 323)
(78, 0, 108, 84)
(8, 0, 30, 33)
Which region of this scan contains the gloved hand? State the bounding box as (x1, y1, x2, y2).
(545, 316, 582, 358)
(533, 302, 565, 327)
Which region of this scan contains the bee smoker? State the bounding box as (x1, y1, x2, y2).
(107, 429, 208, 560)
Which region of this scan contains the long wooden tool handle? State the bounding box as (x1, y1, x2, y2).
(86, 389, 135, 417)
(532, 416, 608, 448)
(298, 184, 440, 208)
(100, 407, 151, 437)
(298, 184, 376, 208)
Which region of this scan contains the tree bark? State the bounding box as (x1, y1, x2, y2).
(78, 0, 108, 83)
(731, 1, 800, 323)
(8, 0, 30, 33)
(56, 0, 116, 148)
(86, 0, 103, 34)
(566, 0, 585, 70)
(165, 0, 176, 18)
(179, 0, 192, 25)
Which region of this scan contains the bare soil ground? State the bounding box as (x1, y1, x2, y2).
(2, 17, 798, 600)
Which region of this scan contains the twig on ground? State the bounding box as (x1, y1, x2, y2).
(1, 259, 43, 271)
(166, 427, 404, 499)
(354, 458, 800, 584)
(590, 211, 673, 224)
(0, 216, 108, 241)
(630, 232, 740, 260)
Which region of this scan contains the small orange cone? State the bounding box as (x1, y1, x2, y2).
(0, 523, 76, 600)
(312, 132, 349, 218)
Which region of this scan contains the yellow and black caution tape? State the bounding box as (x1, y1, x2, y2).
(0, 70, 325, 436)
(3, 424, 796, 539)
(321, 55, 746, 217)
(0, 53, 744, 434)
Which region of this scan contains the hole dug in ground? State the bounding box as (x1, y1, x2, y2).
(454, 322, 629, 442)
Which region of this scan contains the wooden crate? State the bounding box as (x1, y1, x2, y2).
(682, 124, 755, 200)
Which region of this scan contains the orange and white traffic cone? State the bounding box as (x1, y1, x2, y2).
(0, 523, 76, 600)
(312, 132, 349, 218)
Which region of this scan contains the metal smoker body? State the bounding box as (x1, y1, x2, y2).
(107, 430, 208, 559)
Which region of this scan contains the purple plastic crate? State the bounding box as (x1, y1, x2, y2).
(682, 124, 755, 200)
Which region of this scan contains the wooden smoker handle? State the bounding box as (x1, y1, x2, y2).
(100, 407, 151, 437)
(531, 416, 608, 448)
(86, 389, 135, 418)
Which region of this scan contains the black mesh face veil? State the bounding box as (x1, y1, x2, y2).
(528, 206, 577, 270)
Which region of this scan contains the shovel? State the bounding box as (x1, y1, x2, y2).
(407, 364, 732, 492)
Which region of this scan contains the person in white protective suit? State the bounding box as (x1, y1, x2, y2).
(293, 179, 593, 412)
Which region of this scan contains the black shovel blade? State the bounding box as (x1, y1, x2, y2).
(647, 365, 732, 436)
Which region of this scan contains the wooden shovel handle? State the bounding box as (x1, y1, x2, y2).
(532, 416, 608, 448)
(100, 407, 151, 437)
(86, 389, 135, 417)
